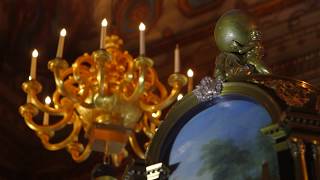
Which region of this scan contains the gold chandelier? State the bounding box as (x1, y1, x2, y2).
(19, 19, 187, 166)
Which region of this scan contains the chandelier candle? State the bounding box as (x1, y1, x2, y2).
(187, 69, 194, 93)
(26, 76, 32, 103)
(56, 28, 66, 58)
(30, 49, 38, 80)
(28, 49, 38, 103)
(139, 22, 146, 56)
(174, 44, 180, 73)
(43, 96, 51, 126)
(100, 18, 108, 49)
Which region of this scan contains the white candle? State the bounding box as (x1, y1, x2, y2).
(30, 49, 38, 80)
(187, 69, 194, 93)
(100, 18, 108, 49)
(139, 22, 146, 56)
(56, 28, 67, 58)
(43, 96, 51, 126)
(174, 44, 180, 73)
(27, 76, 32, 103)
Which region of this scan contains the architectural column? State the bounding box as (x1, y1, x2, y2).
(289, 138, 309, 180)
(312, 141, 320, 180)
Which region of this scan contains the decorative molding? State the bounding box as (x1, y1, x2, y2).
(284, 112, 320, 132)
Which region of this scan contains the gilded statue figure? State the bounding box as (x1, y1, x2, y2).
(214, 9, 271, 81)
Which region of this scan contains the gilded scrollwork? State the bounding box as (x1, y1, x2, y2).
(249, 77, 313, 107)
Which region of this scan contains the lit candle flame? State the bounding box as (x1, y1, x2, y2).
(139, 22, 146, 31)
(177, 93, 184, 101)
(101, 18, 108, 27)
(60, 28, 67, 37)
(45, 96, 51, 105)
(32, 49, 38, 58)
(151, 110, 161, 118)
(187, 69, 194, 77)
(151, 112, 157, 118)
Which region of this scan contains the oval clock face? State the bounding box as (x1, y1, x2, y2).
(149, 95, 280, 180)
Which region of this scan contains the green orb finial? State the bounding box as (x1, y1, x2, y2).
(214, 9, 257, 53)
(213, 9, 271, 81)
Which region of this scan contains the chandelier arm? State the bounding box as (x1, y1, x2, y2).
(72, 54, 94, 85)
(139, 87, 181, 112)
(22, 109, 73, 132)
(22, 114, 52, 135)
(68, 139, 93, 163)
(52, 89, 85, 110)
(139, 73, 187, 112)
(29, 92, 64, 115)
(64, 77, 91, 102)
(128, 134, 146, 159)
(21, 79, 64, 115)
(52, 90, 64, 108)
(143, 114, 154, 139)
(147, 69, 168, 99)
(38, 115, 82, 151)
(52, 67, 95, 109)
(145, 68, 156, 89)
(154, 78, 168, 99)
(120, 61, 147, 102)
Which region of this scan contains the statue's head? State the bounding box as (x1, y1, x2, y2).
(214, 9, 261, 53)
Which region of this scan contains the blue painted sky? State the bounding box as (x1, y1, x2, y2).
(168, 99, 274, 180)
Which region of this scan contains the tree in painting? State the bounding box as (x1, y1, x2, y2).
(197, 133, 279, 179)
(197, 139, 255, 179)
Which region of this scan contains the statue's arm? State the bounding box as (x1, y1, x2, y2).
(246, 44, 271, 74)
(214, 53, 226, 81)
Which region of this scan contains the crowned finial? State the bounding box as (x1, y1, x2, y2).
(105, 35, 124, 49)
